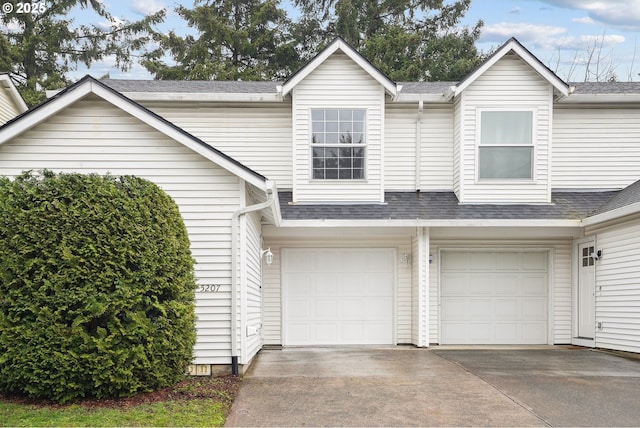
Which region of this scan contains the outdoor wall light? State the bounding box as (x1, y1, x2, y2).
(261, 248, 274, 265)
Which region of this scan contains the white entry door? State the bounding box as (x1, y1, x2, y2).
(577, 243, 596, 339)
(282, 248, 395, 346)
(441, 251, 549, 344)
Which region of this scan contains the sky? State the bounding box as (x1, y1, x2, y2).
(67, 0, 640, 82)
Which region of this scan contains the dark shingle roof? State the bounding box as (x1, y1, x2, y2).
(397, 81, 457, 94)
(569, 82, 640, 95)
(99, 78, 640, 96)
(279, 191, 617, 221)
(101, 79, 280, 93)
(591, 179, 640, 215)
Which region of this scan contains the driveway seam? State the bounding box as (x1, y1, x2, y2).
(433, 351, 553, 427)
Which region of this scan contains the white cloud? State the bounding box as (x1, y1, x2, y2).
(1, 19, 22, 34)
(509, 7, 521, 14)
(572, 16, 595, 25)
(131, 0, 166, 16)
(479, 22, 568, 46)
(96, 16, 125, 31)
(538, 0, 640, 29)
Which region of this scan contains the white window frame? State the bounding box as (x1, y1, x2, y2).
(310, 108, 367, 181)
(476, 108, 537, 182)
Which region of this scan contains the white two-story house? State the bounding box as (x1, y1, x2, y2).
(2, 37, 640, 374)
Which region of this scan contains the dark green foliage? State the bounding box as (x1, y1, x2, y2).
(293, 0, 484, 81)
(142, 0, 297, 80)
(0, 171, 197, 403)
(0, 1, 165, 106)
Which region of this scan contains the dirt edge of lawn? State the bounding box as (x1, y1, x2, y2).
(0, 375, 241, 410)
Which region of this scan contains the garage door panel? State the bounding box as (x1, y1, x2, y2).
(495, 298, 519, 319)
(521, 299, 547, 320)
(441, 273, 469, 295)
(495, 252, 520, 269)
(524, 253, 547, 270)
(441, 251, 548, 345)
(522, 275, 548, 295)
(283, 249, 394, 345)
(495, 275, 520, 294)
(495, 323, 519, 342)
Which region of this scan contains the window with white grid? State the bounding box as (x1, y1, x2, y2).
(311, 109, 366, 180)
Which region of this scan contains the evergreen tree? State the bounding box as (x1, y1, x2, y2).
(292, 0, 483, 81)
(0, 0, 164, 106)
(142, 0, 297, 80)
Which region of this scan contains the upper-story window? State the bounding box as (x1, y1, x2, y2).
(311, 109, 366, 179)
(478, 110, 533, 180)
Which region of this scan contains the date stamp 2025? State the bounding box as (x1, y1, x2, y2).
(2, 2, 46, 15)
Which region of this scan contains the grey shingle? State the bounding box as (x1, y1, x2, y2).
(100, 79, 281, 93)
(279, 191, 617, 221)
(591, 179, 640, 215)
(569, 82, 640, 95)
(99, 78, 640, 96)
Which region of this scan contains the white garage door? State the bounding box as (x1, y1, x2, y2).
(441, 251, 548, 344)
(282, 248, 394, 345)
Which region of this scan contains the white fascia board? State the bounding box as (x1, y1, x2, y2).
(281, 39, 397, 97)
(0, 75, 28, 113)
(89, 83, 267, 190)
(0, 82, 94, 144)
(581, 201, 640, 227)
(393, 93, 452, 103)
(454, 40, 569, 97)
(115, 92, 283, 103)
(279, 218, 582, 228)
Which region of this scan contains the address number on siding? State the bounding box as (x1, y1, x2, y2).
(197, 284, 222, 293)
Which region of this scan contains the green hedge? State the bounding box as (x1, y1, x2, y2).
(0, 171, 197, 403)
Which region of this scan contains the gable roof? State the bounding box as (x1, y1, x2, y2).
(448, 37, 570, 99)
(280, 37, 398, 98)
(0, 75, 267, 188)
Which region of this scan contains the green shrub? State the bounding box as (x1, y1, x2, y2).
(0, 170, 197, 403)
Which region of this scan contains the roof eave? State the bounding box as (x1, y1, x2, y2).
(279, 218, 583, 228)
(582, 201, 640, 227)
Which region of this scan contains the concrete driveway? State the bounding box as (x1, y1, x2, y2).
(224, 346, 640, 427)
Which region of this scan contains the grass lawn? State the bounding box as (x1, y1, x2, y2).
(0, 376, 240, 427)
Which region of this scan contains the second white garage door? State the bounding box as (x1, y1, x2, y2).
(282, 248, 395, 346)
(441, 251, 549, 344)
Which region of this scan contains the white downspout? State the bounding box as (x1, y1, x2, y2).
(230, 181, 276, 375)
(415, 99, 424, 191)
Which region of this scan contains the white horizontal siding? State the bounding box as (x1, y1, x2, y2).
(591, 221, 640, 353)
(0, 96, 242, 365)
(142, 102, 292, 189)
(293, 52, 384, 203)
(553, 107, 640, 190)
(262, 235, 413, 345)
(385, 104, 454, 191)
(429, 238, 572, 345)
(458, 54, 551, 203)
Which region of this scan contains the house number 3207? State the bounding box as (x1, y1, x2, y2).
(197, 284, 221, 293)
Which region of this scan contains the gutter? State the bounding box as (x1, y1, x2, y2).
(230, 181, 276, 376)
